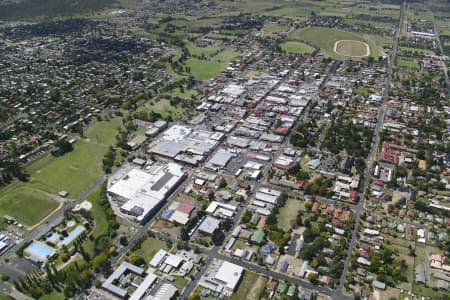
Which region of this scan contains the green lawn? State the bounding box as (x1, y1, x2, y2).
(0, 118, 121, 227)
(396, 57, 419, 69)
(186, 48, 238, 80)
(186, 41, 222, 57)
(277, 198, 301, 231)
(82, 186, 110, 257)
(132, 237, 169, 263)
(293, 27, 380, 59)
(263, 23, 289, 34)
(84, 117, 123, 146)
(0, 187, 59, 227)
(29, 140, 107, 196)
(281, 41, 315, 54)
(140, 98, 187, 120)
(39, 291, 65, 300)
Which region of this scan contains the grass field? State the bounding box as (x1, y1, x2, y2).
(186, 41, 222, 57)
(0, 187, 59, 227)
(294, 27, 380, 59)
(140, 97, 187, 119)
(396, 57, 419, 69)
(131, 237, 169, 263)
(29, 140, 107, 196)
(277, 198, 301, 231)
(84, 117, 123, 145)
(186, 48, 238, 80)
(281, 41, 315, 54)
(0, 118, 121, 227)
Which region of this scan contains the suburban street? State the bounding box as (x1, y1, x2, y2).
(335, 1, 405, 297)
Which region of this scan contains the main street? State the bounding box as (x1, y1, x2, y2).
(335, 1, 405, 298)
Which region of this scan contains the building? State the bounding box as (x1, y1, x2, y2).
(148, 125, 223, 165)
(199, 260, 244, 296)
(198, 216, 221, 235)
(107, 163, 186, 223)
(102, 262, 145, 298)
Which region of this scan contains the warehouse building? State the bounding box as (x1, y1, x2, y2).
(107, 162, 186, 223)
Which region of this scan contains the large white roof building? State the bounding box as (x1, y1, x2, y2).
(107, 163, 186, 223)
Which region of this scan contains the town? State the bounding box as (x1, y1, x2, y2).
(0, 0, 449, 300)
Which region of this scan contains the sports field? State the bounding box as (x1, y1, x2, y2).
(294, 27, 379, 59)
(0, 186, 60, 227)
(281, 41, 315, 54)
(0, 118, 121, 227)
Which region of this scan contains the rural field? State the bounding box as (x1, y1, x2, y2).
(0, 118, 122, 227)
(293, 27, 381, 59)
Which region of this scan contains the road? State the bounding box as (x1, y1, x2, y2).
(180, 58, 342, 300)
(1, 177, 107, 258)
(335, 1, 405, 297)
(432, 13, 450, 94)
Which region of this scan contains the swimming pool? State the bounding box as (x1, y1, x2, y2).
(25, 242, 56, 261)
(61, 225, 85, 246)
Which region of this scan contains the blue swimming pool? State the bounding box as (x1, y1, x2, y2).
(61, 225, 85, 246)
(26, 242, 56, 261)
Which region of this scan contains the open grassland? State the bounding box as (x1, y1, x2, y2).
(186, 48, 238, 80)
(397, 57, 420, 69)
(29, 140, 107, 196)
(399, 46, 435, 56)
(0, 186, 59, 227)
(281, 41, 315, 54)
(294, 27, 380, 59)
(186, 41, 222, 57)
(262, 23, 289, 35)
(85, 117, 123, 145)
(0, 119, 120, 227)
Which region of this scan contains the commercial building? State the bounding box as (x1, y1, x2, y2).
(107, 163, 186, 223)
(199, 260, 244, 296)
(148, 125, 224, 166)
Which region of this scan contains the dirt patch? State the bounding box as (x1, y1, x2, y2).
(151, 219, 181, 238)
(245, 275, 267, 300)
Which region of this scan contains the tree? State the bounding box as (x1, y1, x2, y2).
(307, 272, 318, 285)
(119, 236, 128, 246)
(211, 229, 225, 246)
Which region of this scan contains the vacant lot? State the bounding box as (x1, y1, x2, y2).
(281, 41, 315, 54)
(227, 271, 262, 300)
(131, 237, 169, 263)
(277, 198, 301, 231)
(334, 40, 370, 57)
(294, 27, 379, 59)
